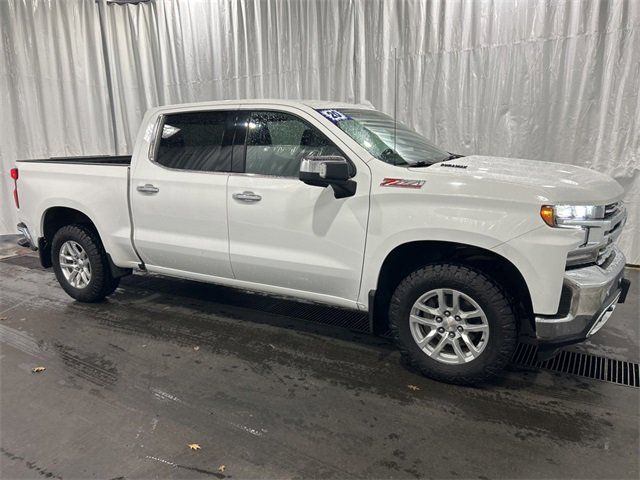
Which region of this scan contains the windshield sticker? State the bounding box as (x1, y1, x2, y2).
(380, 178, 425, 189)
(317, 109, 349, 123)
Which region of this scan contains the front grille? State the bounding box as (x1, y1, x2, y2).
(512, 343, 639, 388)
(604, 202, 620, 218)
(597, 244, 616, 268)
(567, 202, 625, 269)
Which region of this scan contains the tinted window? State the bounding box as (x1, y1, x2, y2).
(156, 111, 234, 171)
(245, 111, 341, 177)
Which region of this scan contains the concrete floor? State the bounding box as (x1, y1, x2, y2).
(1, 236, 638, 479)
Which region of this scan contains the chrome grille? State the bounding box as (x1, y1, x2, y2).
(605, 202, 620, 218)
(566, 202, 626, 269)
(596, 240, 615, 266)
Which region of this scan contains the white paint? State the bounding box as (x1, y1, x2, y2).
(150, 388, 184, 404)
(145, 455, 176, 467)
(230, 423, 265, 437)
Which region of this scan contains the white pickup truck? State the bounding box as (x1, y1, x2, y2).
(12, 100, 631, 384)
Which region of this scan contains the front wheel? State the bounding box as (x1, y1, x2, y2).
(389, 264, 517, 385)
(51, 224, 117, 303)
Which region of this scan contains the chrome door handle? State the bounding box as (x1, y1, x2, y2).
(137, 184, 159, 194)
(232, 191, 262, 202)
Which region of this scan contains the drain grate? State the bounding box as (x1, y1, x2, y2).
(512, 343, 639, 388)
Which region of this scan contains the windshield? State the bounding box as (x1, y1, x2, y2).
(317, 108, 451, 166)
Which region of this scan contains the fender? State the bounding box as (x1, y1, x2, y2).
(37, 198, 136, 269)
(492, 225, 585, 315)
(358, 227, 513, 307)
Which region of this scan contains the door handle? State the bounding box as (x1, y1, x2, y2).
(137, 184, 159, 194)
(232, 191, 262, 203)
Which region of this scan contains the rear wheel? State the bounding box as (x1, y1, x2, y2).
(389, 263, 517, 385)
(51, 224, 118, 302)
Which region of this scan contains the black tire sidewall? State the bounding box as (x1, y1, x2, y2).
(390, 264, 517, 384)
(51, 225, 110, 302)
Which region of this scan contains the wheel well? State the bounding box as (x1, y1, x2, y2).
(39, 207, 98, 268)
(371, 241, 534, 335)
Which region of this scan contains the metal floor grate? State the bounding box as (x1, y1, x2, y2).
(512, 343, 640, 388)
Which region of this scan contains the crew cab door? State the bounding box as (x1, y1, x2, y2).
(227, 107, 370, 306)
(131, 108, 240, 277)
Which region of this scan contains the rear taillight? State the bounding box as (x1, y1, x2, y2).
(10, 167, 19, 208)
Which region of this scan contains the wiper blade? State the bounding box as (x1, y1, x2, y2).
(408, 161, 431, 167)
(408, 153, 464, 168)
(443, 153, 464, 161)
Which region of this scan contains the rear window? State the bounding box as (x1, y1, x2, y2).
(156, 111, 234, 172)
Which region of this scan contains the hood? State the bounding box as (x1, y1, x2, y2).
(414, 155, 624, 204)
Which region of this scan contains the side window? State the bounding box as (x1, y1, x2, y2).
(156, 111, 234, 172)
(245, 111, 341, 177)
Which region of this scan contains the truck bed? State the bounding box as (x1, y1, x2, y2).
(17, 155, 132, 166)
(15, 157, 138, 268)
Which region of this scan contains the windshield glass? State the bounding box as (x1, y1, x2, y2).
(317, 108, 451, 166)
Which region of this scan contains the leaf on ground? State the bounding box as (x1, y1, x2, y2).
(188, 443, 201, 451)
(407, 384, 420, 391)
(193, 346, 200, 351)
(32, 367, 46, 373)
(218, 465, 226, 473)
(0, 317, 6, 321)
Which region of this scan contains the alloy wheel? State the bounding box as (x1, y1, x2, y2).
(409, 288, 490, 364)
(59, 240, 92, 289)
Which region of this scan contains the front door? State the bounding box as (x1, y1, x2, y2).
(227, 108, 370, 305)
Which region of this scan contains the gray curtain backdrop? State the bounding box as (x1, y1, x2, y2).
(1, 0, 638, 262)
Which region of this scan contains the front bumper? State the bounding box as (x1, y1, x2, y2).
(535, 245, 629, 346)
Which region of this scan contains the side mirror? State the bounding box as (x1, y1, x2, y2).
(299, 156, 356, 199)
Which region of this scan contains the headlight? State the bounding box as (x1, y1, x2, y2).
(540, 205, 605, 227)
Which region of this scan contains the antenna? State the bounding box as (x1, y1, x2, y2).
(393, 47, 398, 154)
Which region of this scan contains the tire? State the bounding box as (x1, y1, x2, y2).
(389, 263, 517, 385)
(51, 224, 117, 303)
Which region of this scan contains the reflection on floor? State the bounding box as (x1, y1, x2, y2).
(1, 236, 638, 479)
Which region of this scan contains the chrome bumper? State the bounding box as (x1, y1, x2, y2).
(535, 245, 629, 344)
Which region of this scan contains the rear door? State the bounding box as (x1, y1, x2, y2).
(131, 108, 241, 277)
(227, 107, 370, 305)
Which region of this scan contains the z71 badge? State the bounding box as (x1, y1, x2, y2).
(380, 178, 425, 188)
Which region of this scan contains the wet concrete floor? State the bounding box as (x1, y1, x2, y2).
(1, 240, 638, 479)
